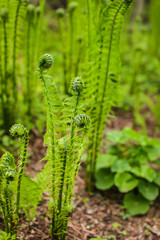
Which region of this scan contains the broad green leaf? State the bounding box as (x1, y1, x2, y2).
(138, 180, 159, 201)
(107, 130, 129, 144)
(123, 192, 149, 216)
(130, 165, 156, 182)
(154, 172, 160, 186)
(114, 172, 139, 192)
(134, 149, 148, 164)
(107, 145, 119, 155)
(95, 169, 114, 190)
(146, 146, 160, 161)
(96, 154, 117, 170)
(111, 160, 131, 173)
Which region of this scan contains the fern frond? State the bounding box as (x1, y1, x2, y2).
(85, 0, 134, 189)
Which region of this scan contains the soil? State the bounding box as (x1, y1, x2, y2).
(1, 109, 160, 240)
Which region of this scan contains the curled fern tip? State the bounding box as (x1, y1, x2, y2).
(56, 8, 65, 18)
(72, 77, 84, 94)
(74, 114, 90, 130)
(39, 54, 54, 70)
(10, 124, 26, 137)
(68, 2, 78, 13)
(1, 8, 9, 19)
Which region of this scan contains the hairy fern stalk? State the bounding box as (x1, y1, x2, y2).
(38, 54, 90, 240)
(85, 0, 133, 190)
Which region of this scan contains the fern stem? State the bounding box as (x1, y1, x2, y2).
(0, 180, 9, 233)
(64, 93, 80, 205)
(5, 180, 13, 235)
(3, 19, 8, 99)
(26, 18, 31, 115)
(87, 37, 104, 191)
(58, 18, 68, 94)
(75, 41, 82, 77)
(12, 0, 22, 107)
(16, 132, 29, 215)
(39, 70, 56, 239)
(87, 0, 91, 49)
(58, 142, 67, 212)
(2, 16, 11, 132)
(68, 12, 74, 89)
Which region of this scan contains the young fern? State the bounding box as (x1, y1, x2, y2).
(0, 7, 11, 132)
(10, 124, 29, 216)
(85, 0, 134, 190)
(0, 152, 17, 238)
(12, 0, 26, 107)
(37, 54, 90, 240)
(38, 53, 60, 238)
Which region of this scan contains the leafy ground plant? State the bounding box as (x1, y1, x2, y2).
(38, 53, 90, 240)
(95, 127, 160, 216)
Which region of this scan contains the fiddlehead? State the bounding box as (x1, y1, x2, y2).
(74, 114, 90, 130)
(56, 8, 65, 19)
(39, 53, 54, 71)
(70, 76, 84, 94)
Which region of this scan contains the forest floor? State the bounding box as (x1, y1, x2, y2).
(1, 109, 160, 240)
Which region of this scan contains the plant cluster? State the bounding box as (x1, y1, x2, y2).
(0, 53, 90, 240)
(0, 124, 29, 239)
(95, 127, 160, 216)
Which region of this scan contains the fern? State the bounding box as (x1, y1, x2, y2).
(0, 152, 17, 238)
(85, 0, 134, 190)
(11, 0, 26, 107)
(37, 54, 90, 240)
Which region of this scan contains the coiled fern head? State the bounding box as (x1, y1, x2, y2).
(39, 54, 54, 70)
(10, 124, 27, 138)
(71, 77, 84, 94)
(0, 152, 16, 181)
(1, 152, 15, 168)
(74, 114, 90, 130)
(56, 8, 65, 18)
(4, 169, 17, 181)
(1, 8, 9, 20)
(27, 4, 35, 18)
(68, 2, 78, 13)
